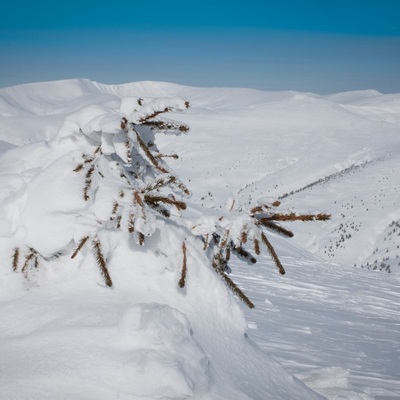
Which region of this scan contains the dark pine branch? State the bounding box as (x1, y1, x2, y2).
(143, 120, 189, 133)
(146, 201, 171, 218)
(230, 242, 257, 264)
(261, 232, 286, 275)
(71, 236, 89, 259)
(263, 213, 331, 222)
(178, 241, 187, 288)
(91, 237, 112, 287)
(144, 195, 187, 211)
(12, 247, 20, 272)
(257, 220, 294, 238)
(139, 107, 173, 123)
(134, 129, 169, 174)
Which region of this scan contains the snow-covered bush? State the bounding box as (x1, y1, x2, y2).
(11, 96, 329, 308)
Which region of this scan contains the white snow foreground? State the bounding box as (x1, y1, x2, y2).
(1, 225, 321, 400)
(0, 80, 324, 400)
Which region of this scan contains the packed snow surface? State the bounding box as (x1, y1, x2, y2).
(0, 79, 399, 399)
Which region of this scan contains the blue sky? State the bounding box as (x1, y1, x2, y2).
(1, 0, 400, 93)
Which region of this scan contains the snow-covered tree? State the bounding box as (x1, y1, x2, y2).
(12, 96, 329, 308)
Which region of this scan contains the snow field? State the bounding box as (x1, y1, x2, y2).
(1, 79, 400, 399)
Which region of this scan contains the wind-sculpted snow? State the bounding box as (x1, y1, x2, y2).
(0, 79, 399, 399)
(232, 252, 400, 399)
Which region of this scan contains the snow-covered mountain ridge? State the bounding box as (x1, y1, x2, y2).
(0, 79, 399, 400)
(3, 78, 398, 269)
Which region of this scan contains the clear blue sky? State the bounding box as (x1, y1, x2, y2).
(1, 0, 400, 93)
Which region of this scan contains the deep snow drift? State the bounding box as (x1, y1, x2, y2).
(0, 79, 399, 400)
